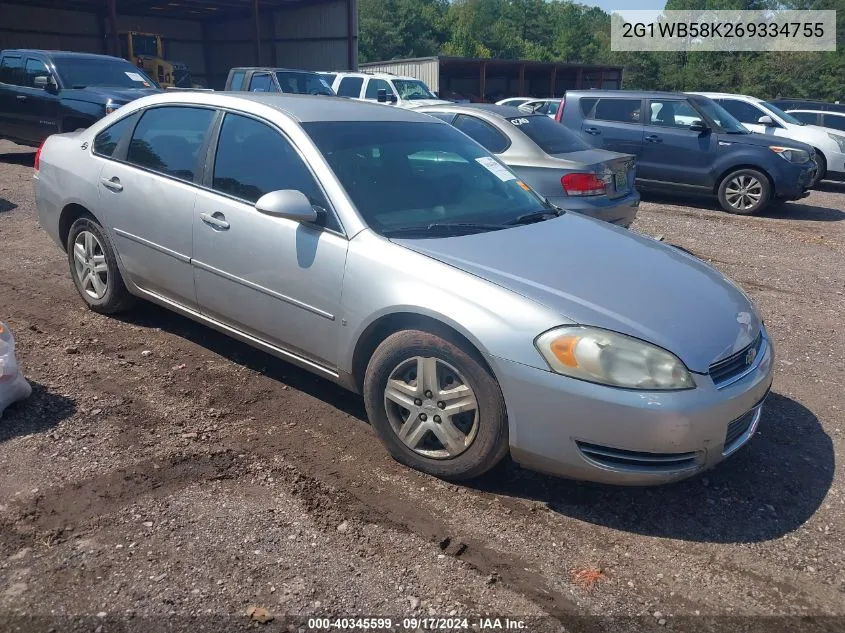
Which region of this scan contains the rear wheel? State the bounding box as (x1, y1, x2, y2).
(717, 168, 771, 215)
(66, 216, 135, 313)
(363, 329, 508, 481)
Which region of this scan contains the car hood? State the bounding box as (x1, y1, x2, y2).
(723, 130, 814, 154)
(394, 214, 760, 372)
(63, 86, 161, 104)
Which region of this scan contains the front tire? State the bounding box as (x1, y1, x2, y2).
(363, 329, 509, 481)
(717, 168, 771, 215)
(810, 152, 826, 187)
(66, 216, 135, 314)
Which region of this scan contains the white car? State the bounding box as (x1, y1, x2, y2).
(495, 97, 534, 108)
(329, 72, 450, 108)
(517, 98, 561, 118)
(690, 92, 845, 185)
(786, 109, 845, 136)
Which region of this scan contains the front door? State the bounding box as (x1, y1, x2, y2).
(192, 111, 347, 369)
(20, 57, 60, 143)
(638, 98, 718, 189)
(96, 104, 216, 308)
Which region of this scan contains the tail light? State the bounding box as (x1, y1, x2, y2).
(562, 172, 606, 196)
(555, 97, 566, 122)
(34, 140, 45, 173)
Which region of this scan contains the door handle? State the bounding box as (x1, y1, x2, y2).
(645, 134, 662, 143)
(100, 177, 123, 192)
(16, 95, 27, 101)
(584, 127, 600, 135)
(200, 212, 230, 230)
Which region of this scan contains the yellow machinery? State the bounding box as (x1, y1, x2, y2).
(118, 31, 195, 88)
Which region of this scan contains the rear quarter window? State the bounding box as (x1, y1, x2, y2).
(93, 113, 139, 158)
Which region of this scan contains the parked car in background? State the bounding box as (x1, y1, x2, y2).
(225, 67, 335, 96)
(0, 49, 159, 146)
(417, 104, 639, 227)
(496, 97, 533, 108)
(691, 92, 845, 186)
(769, 98, 845, 115)
(34, 91, 774, 485)
(560, 90, 816, 215)
(785, 110, 845, 155)
(330, 71, 449, 107)
(518, 98, 560, 118)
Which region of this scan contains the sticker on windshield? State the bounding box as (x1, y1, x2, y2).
(476, 156, 516, 182)
(510, 117, 530, 126)
(124, 72, 147, 82)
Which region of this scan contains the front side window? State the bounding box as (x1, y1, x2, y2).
(689, 97, 748, 133)
(0, 56, 23, 86)
(453, 115, 510, 153)
(53, 57, 157, 89)
(718, 99, 768, 125)
(337, 77, 363, 98)
(229, 70, 246, 91)
(212, 113, 337, 230)
(789, 111, 817, 125)
(24, 58, 50, 88)
(303, 121, 549, 237)
(93, 113, 138, 157)
(248, 73, 277, 92)
(126, 106, 215, 181)
(276, 71, 334, 95)
(365, 78, 393, 100)
(762, 101, 804, 126)
(647, 99, 700, 128)
(592, 98, 642, 124)
(507, 115, 590, 154)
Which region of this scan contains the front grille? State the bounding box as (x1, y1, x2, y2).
(709, 332, 763, 386)
(576, 441, 699, 472)
(724, 408, 756, 449)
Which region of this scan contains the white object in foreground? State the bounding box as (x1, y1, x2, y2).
(0, 322, 32, 419)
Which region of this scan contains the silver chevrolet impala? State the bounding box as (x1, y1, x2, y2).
(33, 92, 773, 485)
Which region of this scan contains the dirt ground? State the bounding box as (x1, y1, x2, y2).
(0, 138, 843, 633)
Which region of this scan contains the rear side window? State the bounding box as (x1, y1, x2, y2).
(93, 113, 138, 158)
(823, 114, 845, 131)
(365, 78, 392, 100)
(24, 58, 50, 88)
(0, 56, 23, 86)
(337, 76, 363, 98)
(248, 73, 277, 92)
(212, 113, 338, 231)
(592, 98, 642, 124)
(228, 70, 246, 91)
(453, 115, 509, 153)
(507, 115, 590, 154)
(321, 73, 336, 86)
(127, 106, 215, 181)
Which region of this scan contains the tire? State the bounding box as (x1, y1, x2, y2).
(363, 329, 509, 481)
(810, 152, 826, 188)
(66, 216, 135, 314)
(717, 168, 771, 215)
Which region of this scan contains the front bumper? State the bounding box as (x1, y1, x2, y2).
(547, 190, 640, 228)
(774, 160, 815, 199)
(490, 332, 774, 485)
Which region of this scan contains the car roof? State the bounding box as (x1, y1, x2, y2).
(333, 71, 417, 81)
(230, 67, 320, 73)
(790, 108, 845, 116)
(1, 49, 126, 62)
(689, 92, 761, 102)
(566, 89, 684, 99)
(134, 90, 437, 123)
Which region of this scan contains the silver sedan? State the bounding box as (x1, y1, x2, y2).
(417, 104, 640, 227)
(34, 91, 773, 484)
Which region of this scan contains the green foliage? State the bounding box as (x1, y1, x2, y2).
(359, 0, 845, 101)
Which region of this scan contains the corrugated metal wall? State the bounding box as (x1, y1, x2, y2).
(359, 58, 440, 92)
(0, 0, 357, 90)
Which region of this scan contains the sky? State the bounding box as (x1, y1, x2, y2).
(581, 0, 668, 12)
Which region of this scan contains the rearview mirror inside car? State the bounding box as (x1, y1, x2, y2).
(254, 190, 318, 224)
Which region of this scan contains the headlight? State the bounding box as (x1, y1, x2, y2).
(105, 99, 121, 115)
(827, 132, 845, 152)
(769, 146, 810, 164)
(535, 326, 695, 390)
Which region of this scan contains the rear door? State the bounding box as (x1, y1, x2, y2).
(0, 54, 25, 141)
(638, 98, 717, 189)
(579, 96, 644, 157)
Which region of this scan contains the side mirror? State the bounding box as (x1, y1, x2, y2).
(254, 190, 317, 223)
(689, 119, 708, 133)
(377, 88, 388, 103)
(758, 115, 774, 125)
(34, 75, 57, 92)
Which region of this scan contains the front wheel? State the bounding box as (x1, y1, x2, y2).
(810, 153, 826, 188)
(363, 330, 509, 481)
(717, 169, 771, 215)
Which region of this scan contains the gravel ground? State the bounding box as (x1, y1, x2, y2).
(0, 138, 843, 633)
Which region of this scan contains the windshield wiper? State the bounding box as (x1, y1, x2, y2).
(382, 222, 509, 237)
(506, 208, 564, 225)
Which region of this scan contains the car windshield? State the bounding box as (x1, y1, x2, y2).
(54, 57, 158, 89)
(276, 71, 335, 96)
(303, 121, 551, 237)
(393, 80, 436, 101)
(132, 34, 159, 57)
(506, 114, 591, 154)
(690, 97, 749, 133)
(763, 101, 804, 126)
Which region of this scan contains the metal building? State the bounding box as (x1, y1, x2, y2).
(0, 0, 358, 89)
(359, 56, 623, 102)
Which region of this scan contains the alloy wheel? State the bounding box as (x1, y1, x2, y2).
(73, 230, 109, 300)
(724, 175, 763, 211)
